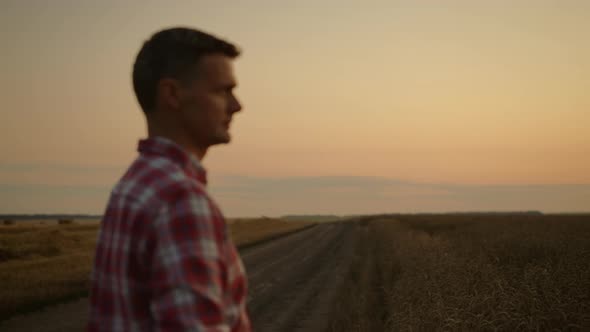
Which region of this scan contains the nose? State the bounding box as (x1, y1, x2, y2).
(229, 94, 242, 114)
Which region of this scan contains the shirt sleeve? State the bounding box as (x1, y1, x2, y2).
(148, 186, 229, 332)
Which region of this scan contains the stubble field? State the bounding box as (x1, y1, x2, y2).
(0, 217, 312, 321)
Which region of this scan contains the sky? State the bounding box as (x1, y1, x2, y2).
(1, 0, 589, 216)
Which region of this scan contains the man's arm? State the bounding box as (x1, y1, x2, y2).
(148, 188, 228, 332)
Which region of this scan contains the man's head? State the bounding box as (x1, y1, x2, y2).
(133, 27, 242, 155)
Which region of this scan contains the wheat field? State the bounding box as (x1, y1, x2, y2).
(4, 214, 589, 330)
(329, 214, 590, 331)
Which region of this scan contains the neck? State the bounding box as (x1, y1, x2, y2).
(146, 117, 207, 161)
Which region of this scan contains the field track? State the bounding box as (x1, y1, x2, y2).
(0, 222, 357, 332)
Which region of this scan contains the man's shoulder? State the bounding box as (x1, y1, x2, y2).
(111, 155, 207, 207)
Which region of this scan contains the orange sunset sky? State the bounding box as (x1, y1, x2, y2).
(1, 1, 589, 216)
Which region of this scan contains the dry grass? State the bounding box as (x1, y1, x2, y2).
(0, 218, 311, 320)
(329, 214, 590, 331)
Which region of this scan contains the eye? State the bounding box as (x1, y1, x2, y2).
(217, 84, 236, 96)
(223, 88, 235, 96)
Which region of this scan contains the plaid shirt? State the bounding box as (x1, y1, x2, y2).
(88, 136, 250, 332)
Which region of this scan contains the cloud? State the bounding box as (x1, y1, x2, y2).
(1, 172, 588, 216)
(208, 175, 590, 217)
(0, 163, 127, 186)
(0, 183, 111, 214)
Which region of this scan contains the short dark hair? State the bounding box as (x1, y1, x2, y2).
(132, 27, 240, 113)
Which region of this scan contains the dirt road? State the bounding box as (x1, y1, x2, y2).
(0, 221, 357, 332)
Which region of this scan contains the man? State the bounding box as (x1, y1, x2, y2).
(88, 27, 250, 331)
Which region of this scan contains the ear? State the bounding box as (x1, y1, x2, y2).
(156, 78, 183, 111)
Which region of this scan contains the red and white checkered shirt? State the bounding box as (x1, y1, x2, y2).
(88, 136, 250, 332)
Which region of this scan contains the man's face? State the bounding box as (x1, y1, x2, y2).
(178, 54, 242, 148)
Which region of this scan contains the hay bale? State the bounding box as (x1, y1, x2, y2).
(58, 219, 75, 225)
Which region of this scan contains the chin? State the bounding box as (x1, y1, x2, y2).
(211, 133, 231, 145)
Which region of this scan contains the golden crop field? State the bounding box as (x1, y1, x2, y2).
(0, 218, 312, 321)
(329, 214, 590, 331)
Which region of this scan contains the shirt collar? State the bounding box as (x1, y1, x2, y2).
(137, 136, 208, 185)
